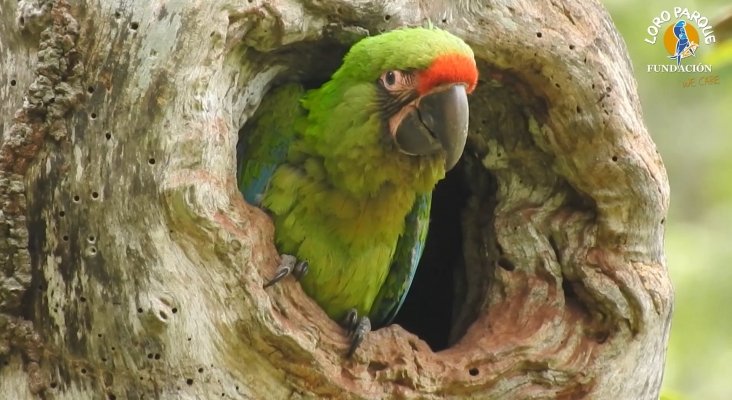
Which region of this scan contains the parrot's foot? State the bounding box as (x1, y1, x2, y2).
(263, 254, 308, 288)
(342, 308, 371, 358)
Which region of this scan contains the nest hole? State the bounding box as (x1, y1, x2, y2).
(235, 35, 495, 352)
(393, 163, 469, 350)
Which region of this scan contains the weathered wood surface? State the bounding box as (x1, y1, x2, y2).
(0, 0, 671, 399)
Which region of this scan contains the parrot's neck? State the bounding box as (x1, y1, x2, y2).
(295, 83, 446, 198)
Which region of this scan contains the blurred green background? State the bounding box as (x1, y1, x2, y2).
(603, 1, 732, 399)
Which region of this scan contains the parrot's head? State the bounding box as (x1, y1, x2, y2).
(329, 27, 478, 171)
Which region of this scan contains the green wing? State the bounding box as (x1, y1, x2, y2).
(237, 84, 305, 205)
(369, 193, 432, 327)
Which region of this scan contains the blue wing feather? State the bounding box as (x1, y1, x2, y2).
(237, 84, 304, 204)
(369, 193, 432, 327)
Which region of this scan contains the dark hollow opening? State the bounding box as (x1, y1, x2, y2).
(392, 161, 469, 351)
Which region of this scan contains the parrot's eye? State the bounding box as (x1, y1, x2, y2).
(378, 70, 414, 92)
(384, 71, 396, 86)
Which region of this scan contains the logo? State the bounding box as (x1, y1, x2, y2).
(644, 7, 716, 74)
(666, 20, 698, 65)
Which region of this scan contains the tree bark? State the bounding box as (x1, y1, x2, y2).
(0, 0, 672, 399)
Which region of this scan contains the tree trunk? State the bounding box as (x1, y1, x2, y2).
(0, 0, 672, 399)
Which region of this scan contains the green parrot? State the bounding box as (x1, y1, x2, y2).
(238, 27, 478, 356)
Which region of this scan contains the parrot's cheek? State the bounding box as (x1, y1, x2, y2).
(393, 84, 469, 171)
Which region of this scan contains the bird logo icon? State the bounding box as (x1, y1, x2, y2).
(665, 20, 700, 65)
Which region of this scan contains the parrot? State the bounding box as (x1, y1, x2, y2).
(669, 20, 692, 65)
(237, 27, 478, 356)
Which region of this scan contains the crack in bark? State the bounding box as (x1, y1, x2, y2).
(1, 0, 82, 313)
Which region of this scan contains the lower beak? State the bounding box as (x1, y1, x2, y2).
(394, 84, 469, 171)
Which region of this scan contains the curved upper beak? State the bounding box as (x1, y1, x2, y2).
(393, 84, 469, 171)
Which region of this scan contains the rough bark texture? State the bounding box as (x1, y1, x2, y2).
(0, 0, 672, 399)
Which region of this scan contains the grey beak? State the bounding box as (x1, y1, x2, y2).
(394, 84, 469, 171)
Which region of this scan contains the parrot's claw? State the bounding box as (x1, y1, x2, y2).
(292, 259, 309, 280)
(342, 308, 371, 358)
(343, 308, 359, 330)
(263, 254, 308, 288)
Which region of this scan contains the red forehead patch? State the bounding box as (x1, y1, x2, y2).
(417, 53, 478, 95)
